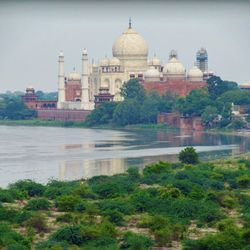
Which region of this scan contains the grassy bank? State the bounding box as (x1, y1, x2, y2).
(0, 119, 88, 128)
(0, 157, 250, 249)
(0, 119, 176, 132)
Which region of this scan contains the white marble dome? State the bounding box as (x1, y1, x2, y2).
(148, 56, 161, 66)
(145, 66, 160, 78)
(144, 66, 160, 82)
(109, 57, 121, 66)
(188, 66, 203, 78)
(68, 71, 81, 81)
(163, 57, 185, 75)
(112, 27, 148, 58)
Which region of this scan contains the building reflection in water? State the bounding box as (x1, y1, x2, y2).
(58, 154, 181, 182)
(59, 158, 126, 181)
(57, 129, 250, 182)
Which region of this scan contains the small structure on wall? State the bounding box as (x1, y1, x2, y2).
(94, 84, 114, 108)
(21, 86, 57, 109)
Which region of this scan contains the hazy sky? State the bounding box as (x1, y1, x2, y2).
(0, 0, 250, 92)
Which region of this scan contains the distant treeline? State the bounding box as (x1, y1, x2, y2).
(86, 76, 250, 129)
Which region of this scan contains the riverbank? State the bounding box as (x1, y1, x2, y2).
(0, 119, 172, 131)
(0, 157, 249, 249)
(0, 119, 88, 128)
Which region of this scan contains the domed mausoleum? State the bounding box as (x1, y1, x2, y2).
(112, 21, 148, 73)
(53, 21, 210, 110)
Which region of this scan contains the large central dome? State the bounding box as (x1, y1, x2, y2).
(112, 26, 148, 58)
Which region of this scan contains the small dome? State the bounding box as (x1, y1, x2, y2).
(100, 58, 110, 66)
(145, 66, 160, 78)
(169, 49, 178, 59)
(68, 71, 81, 81)
(148, 56, 161, 66)
(83, 48, 88, 55)
(188, 66, 203, 78)
(163, 57, 185, 75)
(109, 57, 120, 66)
(112, 27, 148, 58)
(26, 84, 34, 90)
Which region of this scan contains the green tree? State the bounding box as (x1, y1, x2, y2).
(201, 105, 218, 128)
(178, 147, 199, 164)
(176, 89, 212, 117)
(140, 94, 159, 123)
(85, 102, 118, 126)
(120, 79, 146, 103)
(207, 76, 238, 99)
(112, 99, 141, 126)
(0, 96, 36, 120)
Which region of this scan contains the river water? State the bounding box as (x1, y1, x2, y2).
(0, 125, 249, 187)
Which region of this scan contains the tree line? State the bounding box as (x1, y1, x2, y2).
(86, 76, 250, 129)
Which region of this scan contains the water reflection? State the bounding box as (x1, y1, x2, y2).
(0, 125, 250, 187)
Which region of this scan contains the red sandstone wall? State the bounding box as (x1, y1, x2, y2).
(142, 80, 206, 97)
(25, 101, 57, 110)
(157, 112, 204, 131)
(65, 84, 82, 101)
(37, 109, 90, 122)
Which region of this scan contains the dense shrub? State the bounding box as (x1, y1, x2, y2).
(143, 161, 171, 176)
(237, 174, 250, 188)
(178, 147, 199, 164)
(89, 175, 136, 198)
(120, 232, 153, 250)
(0, 189, 14, 203)
(25, 213, 48, 232)
(183, 227, 247, 250)
(55, 195, 82, 212)
(25, 198, 51, 211)
(9, 180, 45, 197)
(50, 222, 118, 247)
(0, 223, 31, 249)
(103, 209, 125, 226)
(0, 205, 19, 223)
(98, 198, 135, 215)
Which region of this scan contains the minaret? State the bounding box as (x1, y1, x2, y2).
(57, 51, 65, 109)
(81, 48, 91, 110)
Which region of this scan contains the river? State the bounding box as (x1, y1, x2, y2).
(0, 125, 249, 187)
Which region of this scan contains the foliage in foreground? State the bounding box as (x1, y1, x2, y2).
(1, 153, 250, 249)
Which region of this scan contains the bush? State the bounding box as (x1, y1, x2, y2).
(9, 180, 45, 197)
(50, 225, 84, 245)
(178, 147, 199, 165)
(25, 213, 48, 232)
(98, 198, 135, 215)
(0, 189, 14, 203)
(55, 195, 82, 212)
(25, 198, 51, 210)
(0, 205, 19, 222)
(143, 161, 171, 175)
(120, 232, 153, 250)
(237, 175, 250, 188)
(0, 223, 31, 249)
(89, 175, 135, 198)
(103, 209, 125, 226)
(56, 213, 74, 223)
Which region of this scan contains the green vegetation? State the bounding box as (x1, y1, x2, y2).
(0, 95, 36, 120)
(2, 76, 250, 131)
(178, 146, 199, 164)
(86, 76, 250, 130)
(86, 79, 177, 127)
(1, 148, 250, 249)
